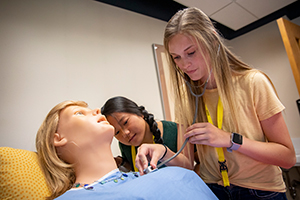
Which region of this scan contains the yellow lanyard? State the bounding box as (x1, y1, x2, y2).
(205, 97, 230, 187)
(131, 135, 155, 172)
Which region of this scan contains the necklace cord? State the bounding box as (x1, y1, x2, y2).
(72, 172, 138, 190)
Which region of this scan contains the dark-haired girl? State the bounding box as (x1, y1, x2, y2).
(101, 96, 193, 172)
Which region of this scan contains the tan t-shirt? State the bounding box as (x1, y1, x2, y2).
(196, 70, 286, 192)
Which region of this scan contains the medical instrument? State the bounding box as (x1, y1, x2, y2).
(143, 68, 212, 174)
(144, 45, 220, 174)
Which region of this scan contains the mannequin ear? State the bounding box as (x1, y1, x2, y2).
(54, 133, 67, 147)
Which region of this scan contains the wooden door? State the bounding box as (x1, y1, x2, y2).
(277, 18, 300, 96)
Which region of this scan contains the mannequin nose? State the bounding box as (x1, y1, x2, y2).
(92, 108, 100, 115)
(98, 114, 107, 122)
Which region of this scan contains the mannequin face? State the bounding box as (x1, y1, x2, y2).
(106, 112, 146, 146)
(54, 106, 115, 161)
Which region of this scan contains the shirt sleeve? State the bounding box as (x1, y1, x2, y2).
(251, 71, 285, 121)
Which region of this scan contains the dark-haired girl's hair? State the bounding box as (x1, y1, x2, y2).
(101, 96, 163, 144)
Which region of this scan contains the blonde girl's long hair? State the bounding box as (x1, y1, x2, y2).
(36, 100, 88, 199)
(163, 7, 253, 157)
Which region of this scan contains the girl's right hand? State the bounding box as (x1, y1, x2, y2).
(185, 122, 231, 148)
(135, 143, 167, 175)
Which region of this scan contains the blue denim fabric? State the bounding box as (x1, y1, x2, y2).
(207, 183, 287, 200)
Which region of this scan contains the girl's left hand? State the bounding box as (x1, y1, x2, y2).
(184, 122, 231, 148)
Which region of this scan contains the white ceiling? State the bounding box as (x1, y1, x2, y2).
(174, 0, 296, 30)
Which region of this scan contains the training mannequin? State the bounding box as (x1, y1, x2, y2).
(35, 100, 218, 199)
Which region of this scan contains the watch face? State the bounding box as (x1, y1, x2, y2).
(232, 133, 243, 145)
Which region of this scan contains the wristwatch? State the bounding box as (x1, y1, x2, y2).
(227, 132, 243, 152)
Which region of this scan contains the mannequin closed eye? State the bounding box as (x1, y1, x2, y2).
(75, 111, 83, 115)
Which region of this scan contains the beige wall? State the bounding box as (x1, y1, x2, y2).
(0, 0, 166, 156)
(0, 0, 299, 156)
